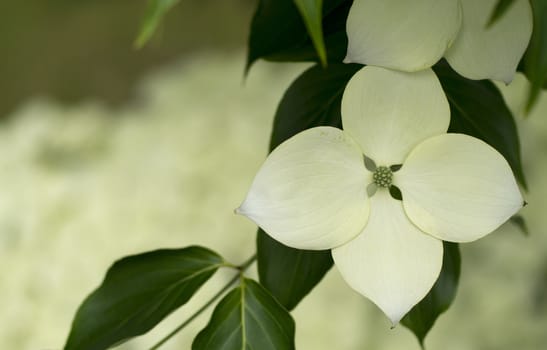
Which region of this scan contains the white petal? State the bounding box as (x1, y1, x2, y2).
(332, 190, 443, 325)
(444, 0, 533, 83)
(345, 0, 461, 71)
(341, 66, 450, 165)
(237, 127, 370, 250)
(397, 134, 524, 242)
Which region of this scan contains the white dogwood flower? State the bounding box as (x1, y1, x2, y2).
(236, 66, 523, 324)
(344, 0, 533, 83)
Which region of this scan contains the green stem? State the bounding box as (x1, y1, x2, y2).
(149, 254, 257, 350)
(237, 254, 257, 272)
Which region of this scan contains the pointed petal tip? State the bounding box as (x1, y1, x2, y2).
(502, 71, 515, 85)
(389, 318, 403, 330)
(389, 316, 402, 329)
(234, 202, 246, 216)
(385, 308, 406, 327)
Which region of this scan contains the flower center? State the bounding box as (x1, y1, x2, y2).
(373, 166, 393, 188)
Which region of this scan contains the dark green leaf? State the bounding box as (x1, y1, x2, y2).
(270, 63, 362, 149)
(135, 0, 179, 49)
(192, 278, 295, 350)
(257, 63, 361, 310)
(510, 214, 529, 235)
(265, 3, 351, 64)
(402, 242, 461, 347)
(293, 0, 327, 65)
(434, 62, 527, 189)
(246, 0, 349, 71)
(64, 246, 224, 350)
(257, 231, 333, 310)
(488, 0, 517, 26)
(524, 0, 547, 111)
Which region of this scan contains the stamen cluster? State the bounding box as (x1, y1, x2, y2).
(373, 166, 393, 188)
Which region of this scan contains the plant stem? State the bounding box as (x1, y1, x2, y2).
(237, 254, 257, 272)
(149, 254, 257, 350)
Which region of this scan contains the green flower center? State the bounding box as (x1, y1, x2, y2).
(373, 166, 393, 188)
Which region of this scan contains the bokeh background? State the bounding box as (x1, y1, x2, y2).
(0, 1, 546, 349)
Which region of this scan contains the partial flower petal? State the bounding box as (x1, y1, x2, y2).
(444, 0, 533, 83)
(332, 190, 443, 325)
(341, 66, 450, 165)
(397, 134, 524, 242)
(237, 127, 370, 250)
(345, 0, 461, 71)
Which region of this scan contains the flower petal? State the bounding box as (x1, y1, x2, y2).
(332, 190, 443, 325)
(237, 127, 370, 250)
(345, 0, 461, 71)
(444, 0, 533, 83)
(341, 66, 450, 165)
(396, 134, 524, 242)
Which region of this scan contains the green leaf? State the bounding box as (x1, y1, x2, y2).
(293, 0, 326, 66)
(135, 0, 179, 49)
(402, 242, 461, 347)
(488, 0, 517, 26)
(434, 61, 527, 189)
(257, 231, 333, 310)
(192, 278, 295, 350)
(269, 63, 362, 149)
(266, 30, 349, 63)
(524, 0, 547, 111)
(510, 214, 529, 235)
(64, 246, 224, 350)
(246, 0, 349, 71)
(257, 63, 361, 310)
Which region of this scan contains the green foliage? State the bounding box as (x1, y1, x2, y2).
(257, 231, 333, 310)
(246, 0, 350, 70)
(402, 243, 461, 347)
(524, 0, 547, 111)
(192, 278, 295, 350)
(257, 63, 361, 310)
(269, 63, 361, 149)
(64, 247, 224, 350)
(293, 0, 327, 65)
(135, 0, 180, 48)
(434, 62, 527, 189)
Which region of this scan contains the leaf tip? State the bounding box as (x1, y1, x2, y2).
(133, 34, 148, 50)
(317, 45, 328, 68)
(524, 87, 540, 115)
(243, 54, 257, 79)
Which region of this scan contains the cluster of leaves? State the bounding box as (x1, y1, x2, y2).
(63, 0, 547, 349)
(65, 248, 294, 350)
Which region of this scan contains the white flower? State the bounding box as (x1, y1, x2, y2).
(345, 0, 533, 83)
(236, 66, 524, 324)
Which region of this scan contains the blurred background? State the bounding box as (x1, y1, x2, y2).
(0, 1, 546, 349)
